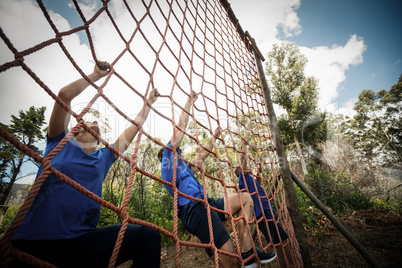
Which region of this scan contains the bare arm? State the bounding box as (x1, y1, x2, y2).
(190, 127, 221, 174)
(48, 61, 110, 138)
(170, 91, 198, 148)
(114, 88, 160, 158)
(239, 136, 251, 173)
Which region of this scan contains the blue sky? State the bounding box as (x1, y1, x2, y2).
(229, 0, 402, 114)
(285, 0, 402, 105)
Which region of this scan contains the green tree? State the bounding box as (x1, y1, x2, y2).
(345, 76, 402, 169)
(0, 204, 21, 233)
(0, 106, 46, 205)
(128, 138, 163, 220)
(265, 42, 325, 176)
(377, 76, 402, 164)
(100, 137, 173, 227)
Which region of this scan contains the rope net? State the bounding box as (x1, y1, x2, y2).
(0, 0, 303, 267)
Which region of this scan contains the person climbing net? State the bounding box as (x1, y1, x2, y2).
(0, 0, 302, 267)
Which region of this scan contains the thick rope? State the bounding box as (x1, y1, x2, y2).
(0, 0, 303, 267)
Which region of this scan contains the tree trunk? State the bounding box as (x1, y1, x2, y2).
(287, 115, 308, 177)
(0, 156, 24, 206)
(293, 131, 308, 176)
(0, 182, 13, 206)
(253, 47, 312, 267)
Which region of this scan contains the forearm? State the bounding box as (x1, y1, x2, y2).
(171, 98, 192, 147)
(193, 136, 215, 168)
(240, 139, 248, 170)
(200, 136, 215, 161)
(177, 99, 192, 129)
(48, 73, 102, 137)
(58, 72, 102, 103)
(128, 103, 152, 138)
(115, 104, 151, 154)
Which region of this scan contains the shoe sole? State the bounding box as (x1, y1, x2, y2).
(244, 255, 277, 268)
(244, 263, 258, 268)
(260, 254, 277, 265)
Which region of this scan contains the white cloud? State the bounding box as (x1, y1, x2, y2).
(227, 1, 366, 117)
(0, 0, 374, 190)
(229, 0, 301, 54)
(338, 98, 357, 118)
(300, 34, 366, 113)
(0, 0, 93, 126)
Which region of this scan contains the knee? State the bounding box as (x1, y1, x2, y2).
(218, 240, 239, 267)
(146, 227, 161, 245)
(223, 257, 238, 267)
(240, 192, 253, 208)
(130, 226, 161, 247)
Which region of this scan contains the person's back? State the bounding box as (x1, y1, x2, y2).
(237, 169, 278, 220)
(160, 140, 205, 208)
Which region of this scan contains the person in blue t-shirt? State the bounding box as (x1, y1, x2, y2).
(236, 137, 294, 268)
(11, 61, 161, 268)
(158, 92, 276, 268)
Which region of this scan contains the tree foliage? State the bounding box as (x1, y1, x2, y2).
(344, 77, 402, 168)
(0, 106, 46, 205)
(265, 42, 326, 175)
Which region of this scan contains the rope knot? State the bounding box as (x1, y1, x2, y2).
(14, 53, 24, 63)
(55, 33, 62, 41)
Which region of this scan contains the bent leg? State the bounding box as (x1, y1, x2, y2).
(258, 214, 290, 267)
(180, 200, 240, 267)
(216, 239, 239, 268)
(224, 192, 254, 252)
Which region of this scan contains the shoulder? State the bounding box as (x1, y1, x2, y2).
(47, 130, 68, 143)
(43, 130, 68, 155)
(163, 141, 180, 158)
(239, 171, 253, 181)
(98, 144, 117, 161)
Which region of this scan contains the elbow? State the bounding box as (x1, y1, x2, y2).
(57, 88, 72, 103)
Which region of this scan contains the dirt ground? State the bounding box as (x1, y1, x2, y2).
(156, 208, 402, 267)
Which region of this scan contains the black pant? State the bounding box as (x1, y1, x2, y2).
(11, 224, 161, 267)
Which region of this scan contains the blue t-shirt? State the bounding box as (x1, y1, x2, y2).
(13, 131, 116, 240)
(238, 171, 277, 218)
(160, 141, 206, 208)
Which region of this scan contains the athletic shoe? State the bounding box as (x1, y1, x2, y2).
(255, 247, 277, 264)
(241, 248, 277, 267)
(241, 249, 258, 268)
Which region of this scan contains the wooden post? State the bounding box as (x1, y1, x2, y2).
(291, 171, 381, 268)
(249, 34, 312, 267)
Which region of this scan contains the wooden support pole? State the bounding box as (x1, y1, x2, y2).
(219, 0, 253, 53)
(245, 31, 265, 61)
(251, 37, 312, 268)
(291, 171, 382, 268)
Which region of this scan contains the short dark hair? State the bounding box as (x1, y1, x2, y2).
(158, 148, 164, 162)
(158, 147, 183, 162)
(234, 167, 241, 177)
